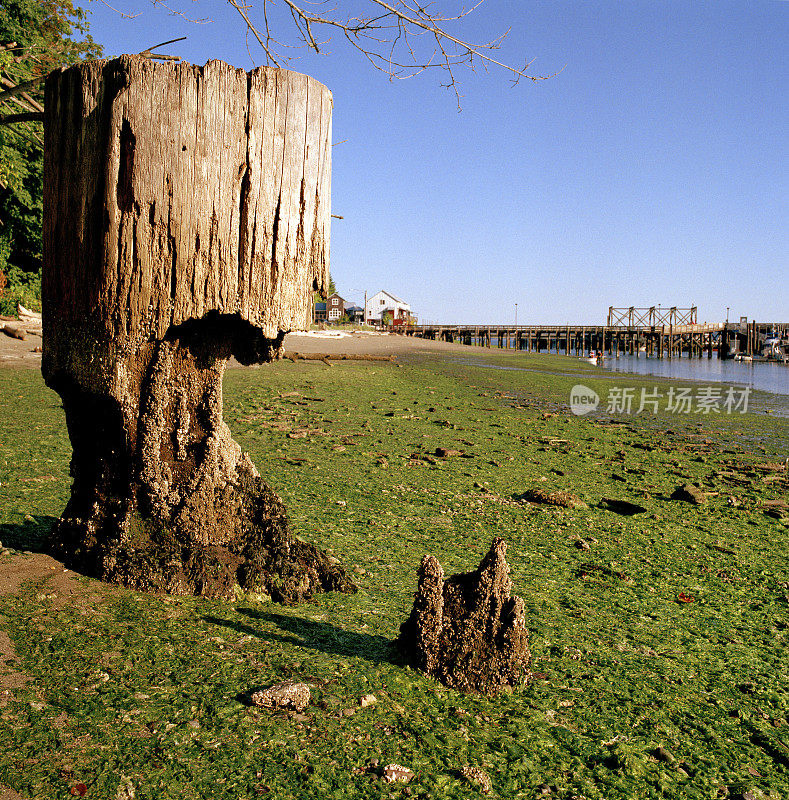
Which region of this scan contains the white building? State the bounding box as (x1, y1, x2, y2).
(365, 290, 412, 326)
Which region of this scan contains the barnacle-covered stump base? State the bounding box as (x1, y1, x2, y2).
(398, 538, 530, 694)
(47, 319, 355, 602)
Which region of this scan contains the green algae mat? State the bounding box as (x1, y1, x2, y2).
(1, 351, 787, 799)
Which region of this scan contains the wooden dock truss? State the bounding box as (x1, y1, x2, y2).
(401, 317, 788, 360)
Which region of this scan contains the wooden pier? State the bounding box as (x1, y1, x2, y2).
(400, 319, 789, 360)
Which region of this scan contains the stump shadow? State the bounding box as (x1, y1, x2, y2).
(0, 515, 57, 552)
(204, 608, 401, 666)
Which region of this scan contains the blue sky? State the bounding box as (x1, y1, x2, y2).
(82, 0, 787, 325)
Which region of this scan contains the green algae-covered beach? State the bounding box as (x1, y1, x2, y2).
(1, 345, 787, 799)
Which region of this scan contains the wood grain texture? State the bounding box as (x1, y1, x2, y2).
(43, 55, 331, 385)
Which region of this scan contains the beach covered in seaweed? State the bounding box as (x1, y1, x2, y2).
(1, 342, 787, 799)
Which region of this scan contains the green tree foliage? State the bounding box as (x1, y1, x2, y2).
(0, 0, 101, 306)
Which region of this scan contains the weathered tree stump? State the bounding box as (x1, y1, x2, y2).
(41, 56, 354, 601)
(398, 538, 530, 694)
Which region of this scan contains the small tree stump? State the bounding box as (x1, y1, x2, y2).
(41, 56, 354, 600)
(398, 538, 531, 694)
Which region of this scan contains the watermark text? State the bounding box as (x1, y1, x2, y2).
(569, 384, 750, 416)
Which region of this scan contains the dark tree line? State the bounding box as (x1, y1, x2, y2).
(0, 0, 101, 310)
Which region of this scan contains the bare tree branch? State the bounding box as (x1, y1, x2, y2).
(1, 120, 43, 145)
(150, 0, 211, 25)
(140, 36, 188, 53)
(16, 91, 44, 113)
(226, 0, 284, 66)
(217, 0, 557, 109)
(95, 0, 141, 19)
(0, 76, 46, 104)
(87, 1, 557, 109)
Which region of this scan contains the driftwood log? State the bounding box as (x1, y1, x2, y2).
(284, 352, 395, 362)
(0, 323, 25, 340)
(42, 56, 354, 600)
(398, 538, 531, 694)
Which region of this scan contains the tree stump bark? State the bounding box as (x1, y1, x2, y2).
(41, 56, 355, 601)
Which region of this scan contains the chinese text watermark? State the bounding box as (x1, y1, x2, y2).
(569, 384, 750, 416)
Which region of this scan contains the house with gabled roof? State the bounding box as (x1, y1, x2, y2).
(326, 292, 346, 322)
(365, 290, 412, 327)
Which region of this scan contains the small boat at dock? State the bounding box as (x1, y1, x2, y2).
(734, 338, 788, 364)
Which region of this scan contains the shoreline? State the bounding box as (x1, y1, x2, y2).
(3, 328, 787, 414)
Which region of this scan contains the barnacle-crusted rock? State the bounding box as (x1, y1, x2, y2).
(461, 765, 492, 794)
(382, 764, 414, 783)
(250, 680, 311, 712)
(600, 497, 648, 515)
(398, 538, 531, 695)
(671, 483, 707, 505)
(518, 487, 588, 509)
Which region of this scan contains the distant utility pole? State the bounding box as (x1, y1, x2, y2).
(364, 291, 367, 325)
(515, 303, 518, 327)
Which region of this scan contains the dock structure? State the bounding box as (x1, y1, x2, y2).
(400, 312, 789, 360)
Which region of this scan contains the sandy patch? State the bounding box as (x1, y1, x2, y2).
(0, 551, 105, 699)
(281, 331, 474, 358)
(1, 327, 478, 371)
(0, 328, 42, 369)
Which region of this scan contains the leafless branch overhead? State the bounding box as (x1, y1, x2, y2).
(212, 0, 556, 108)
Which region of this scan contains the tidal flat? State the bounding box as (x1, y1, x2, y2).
(0, 350, 787, 799)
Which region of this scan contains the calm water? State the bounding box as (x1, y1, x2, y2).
(599, 354, 789, 397)
(454, 340, 789, 418)
(470, 338, 789, 396)
(596, 354, 789, 420)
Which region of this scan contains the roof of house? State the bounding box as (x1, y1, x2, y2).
(314, 302, 327, 311)
(371, 289, 409, 306)
(345, 305, 363, 312)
